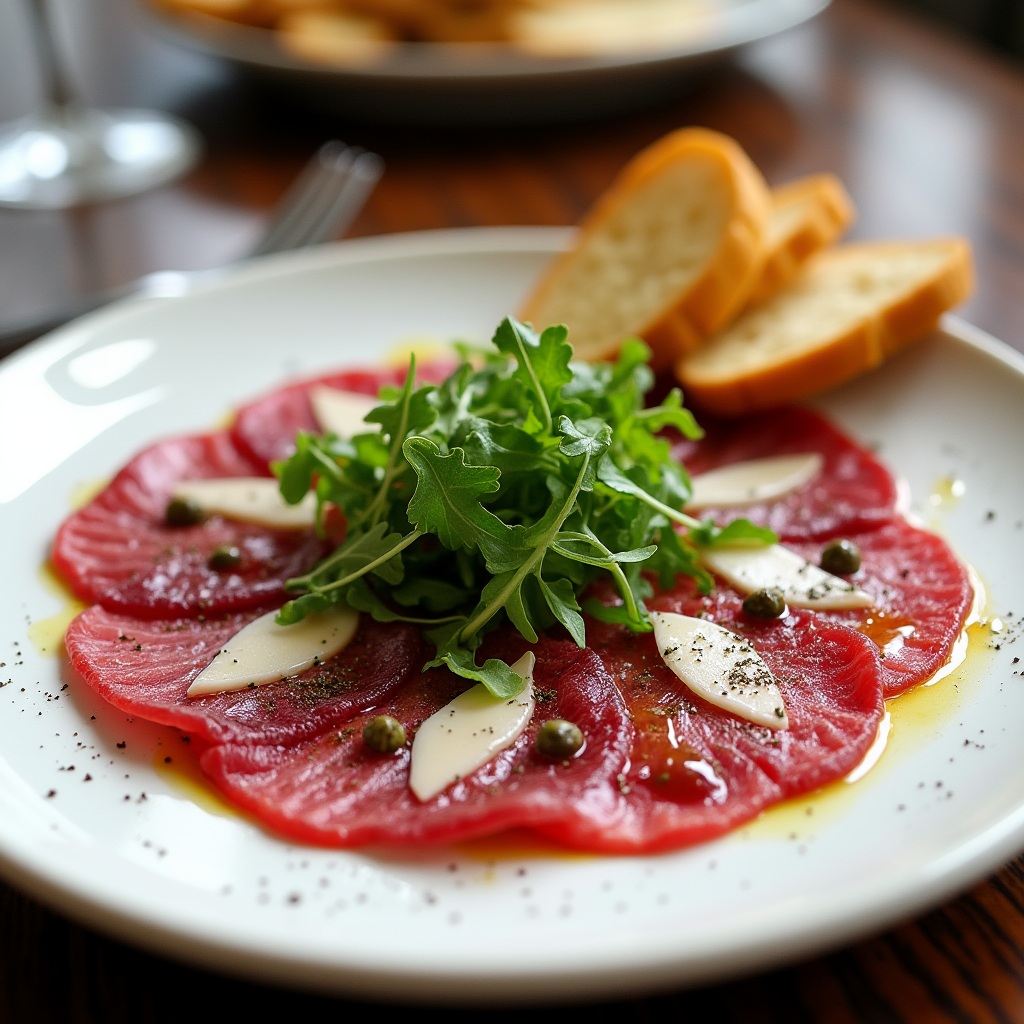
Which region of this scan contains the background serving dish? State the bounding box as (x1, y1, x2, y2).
(146, 0, 829, 123)
(0, 227, 1022, 1002)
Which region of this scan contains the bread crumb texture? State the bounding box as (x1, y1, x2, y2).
(746, 174, 856, 307)
(678, 239, 974, 415)
(521, 128, 771, 367)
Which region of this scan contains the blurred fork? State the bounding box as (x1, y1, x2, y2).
(251, 140, 383, 256)
(0, 140, 384, 355)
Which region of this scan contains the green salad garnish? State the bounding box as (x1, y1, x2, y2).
(274, 316, 775, 698)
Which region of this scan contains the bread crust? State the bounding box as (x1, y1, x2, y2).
(520, 127, 772, 368)
(745, 173, 856, 308)
(677, 239, 975, 416)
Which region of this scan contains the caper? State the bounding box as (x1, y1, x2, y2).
(362, 715, 406, 754)
(535, 719, 584, 759)
(742, 586, 786, 619)
(821, 538, 861, 575)
(165, 495, 205, 527)
(208, 544, 242, 571)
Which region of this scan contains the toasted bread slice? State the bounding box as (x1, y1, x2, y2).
(677, 239, 974, 416)
(520, 128, 772, 367)
(746, 174, 856, 308)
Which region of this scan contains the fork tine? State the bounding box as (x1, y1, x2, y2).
(249, 153, 339, 256)
(268, 144, 356, 252)
(249, 140, 356, 257)
(248, 146, 333, 258)
(301, 150, 384, 247)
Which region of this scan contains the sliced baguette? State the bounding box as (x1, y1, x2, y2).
(746, 173, 856, 308)
(677, 239, 974, 416)
(520, 127, 772, 367)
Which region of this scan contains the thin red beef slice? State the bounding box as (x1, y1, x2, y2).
(231, 362, 456, 468)
(536, 584, 883, 854)
(200, 637, 633, 848)
(789, 519, 974, 697)
(671, 407, 899, 541)
(65, 605, 423, 747)
(52, 431, 328, 618)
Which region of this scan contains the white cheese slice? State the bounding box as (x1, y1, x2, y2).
(702, 543, 873, 610)
(685, 453, 823, 510)
(187, 605, 359, 696)
(309, 386, 379, 438)
(173, 477, 316, 529)
(651, 611, 788, 730)
(409, 652, 536, 802)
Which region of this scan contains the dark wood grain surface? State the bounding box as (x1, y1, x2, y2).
(3, 0, 1024, 1018)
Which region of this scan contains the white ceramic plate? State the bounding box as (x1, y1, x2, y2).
(147, 0, 828, 123)
(0, 227, 1022, 1003)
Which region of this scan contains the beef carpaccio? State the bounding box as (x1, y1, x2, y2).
(65, 606, 424, 747)
(53, 431, 329, 618)
(231, 362, 456, 469)
(789, 521, 974, 697)
(59, 361, 973, 853)
(670, 407, 900, 541)
(545, 595, 884, 853)
(201, 636, 634, 848)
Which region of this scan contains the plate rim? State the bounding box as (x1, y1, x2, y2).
(1, 226, 1022, 1003)
(146, 0, 830, 82)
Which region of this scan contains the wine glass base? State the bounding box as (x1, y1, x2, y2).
(0, 108, 202, 209)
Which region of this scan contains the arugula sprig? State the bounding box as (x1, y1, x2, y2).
(273, 316, 775, 697)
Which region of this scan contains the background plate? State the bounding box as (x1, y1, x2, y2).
(0, 227, 1021, 1003)
(147, 0, 829, 123)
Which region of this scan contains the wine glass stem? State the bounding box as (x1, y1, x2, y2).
(27, 0, 76, 110)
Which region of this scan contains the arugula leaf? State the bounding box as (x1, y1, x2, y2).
(280, 523, 415, 624)
(551, 537, 657, 567)
(450, 416, 548, 478)
(557, 415, 612, 459)
(275, 591, 332, 625)
(365, 357, 437, 440)
(390, 577, 469, 613)
(403, 437, 528, 571)
(538, 576, 585, 647)
(492, 317, 573, 433)
(635, 388, 703, 439)
(596, 455, 697, 527)
(529, 324, 574, 408)
(647, 518, 711, 592)
(483, 568, 538, 643)
(557, 416, 611, 493)
(582, 598, 642, 627)
(689, 517, 778, 548)
(341, 578, 461, 626)
(273, 431, 317, 504)
(273, 313, 770, 693)
(425, 620, 526, 698)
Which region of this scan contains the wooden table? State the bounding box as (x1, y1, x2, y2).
(3, 0, 1024, 1017)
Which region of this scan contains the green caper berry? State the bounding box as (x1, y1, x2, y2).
(362, 715, 406, 754)
(742, 587, 786, 619)
(535, 719, 584, 759)
(165, 496, 205, 527)
(821, 538, 862, 575)
(208, 544, 242, 570)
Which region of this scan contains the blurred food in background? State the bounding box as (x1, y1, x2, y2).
(153, 0, 724, 60)
(147, 0, 828, 123)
